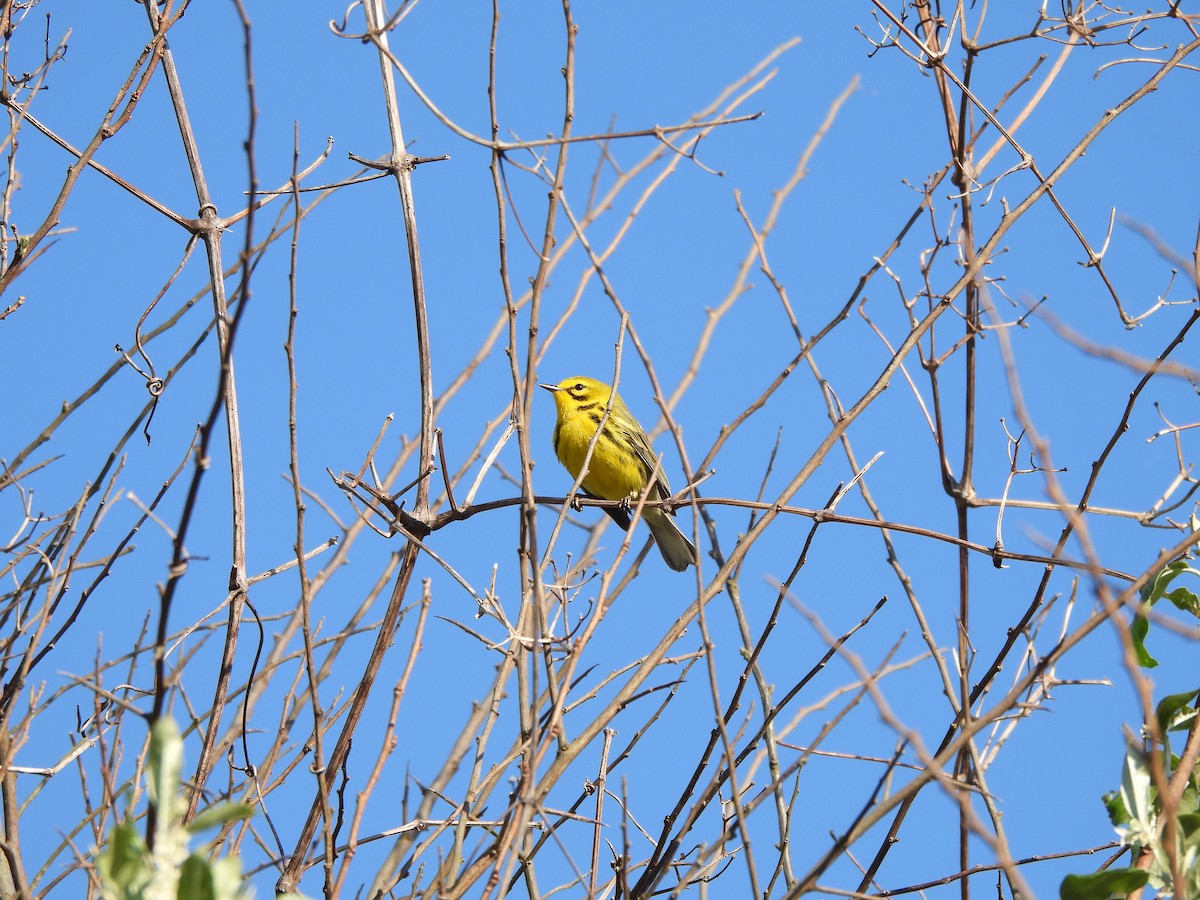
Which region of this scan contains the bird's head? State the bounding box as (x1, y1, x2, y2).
(538, 376, 611, 411)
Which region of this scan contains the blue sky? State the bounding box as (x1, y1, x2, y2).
(4, 2, 1199, 898)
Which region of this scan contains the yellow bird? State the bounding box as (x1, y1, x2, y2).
(539, 376, 696, 571)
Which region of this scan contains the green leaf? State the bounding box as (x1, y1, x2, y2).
(1181, 776, 1199, 817)
(1119, 738, 1155, 839)
(1134, 559, 1200, 667)
(1179, 812, 1200, 838)
(178, 853, 215, 900)
(1060, 868, 1150, 900)
(1163, 585, 1200, 617)
(96, 822, 150, 896)
(1155, 689, 1200, 734)
(187, 802, 254, 835)
(1130, 612, 1157, 669)
(1104, 789, 1130, 827)
(208, 857, 248, 900)
(1140, 559, 1192, 604)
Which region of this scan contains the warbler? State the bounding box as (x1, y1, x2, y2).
(539, 376, 696, 571)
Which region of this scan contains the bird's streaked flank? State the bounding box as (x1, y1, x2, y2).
(539, 376, 696, 571)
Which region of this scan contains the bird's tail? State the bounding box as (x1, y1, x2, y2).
(644, 508, 696, 572)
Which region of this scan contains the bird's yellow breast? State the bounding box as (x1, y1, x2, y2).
(552, 397, 648, 501)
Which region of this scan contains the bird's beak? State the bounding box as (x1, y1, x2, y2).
(538, 383, 560, 393)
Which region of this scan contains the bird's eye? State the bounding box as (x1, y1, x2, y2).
(574, 383, 585, 392)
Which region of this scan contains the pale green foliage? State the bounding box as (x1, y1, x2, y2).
(1132, 554, 1200, 668)
(1062, 715, 1200, 900)
(1060, 549, 1200, 900)
(1113, 737, 1198, 896)
(94, 718, 300, 900)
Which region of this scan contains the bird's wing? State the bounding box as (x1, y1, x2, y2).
(622, 423, 673, 504)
